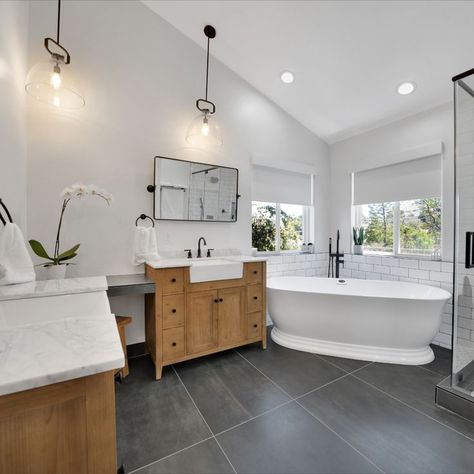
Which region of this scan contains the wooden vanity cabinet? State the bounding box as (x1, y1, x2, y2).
(0, 371, 117, 474)
(145, 262, 267, 380)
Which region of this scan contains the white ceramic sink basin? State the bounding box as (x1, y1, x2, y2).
(190, 259, 243, 283)
(0, 291, 112, 329)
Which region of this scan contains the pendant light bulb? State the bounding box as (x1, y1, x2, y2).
(50, 64, 62, 89)
(201, 116, 210, 136)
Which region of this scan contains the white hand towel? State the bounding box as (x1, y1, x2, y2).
(132, 225, 160, 265)
(0, 223, 36, 285)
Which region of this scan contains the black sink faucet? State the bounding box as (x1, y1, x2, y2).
(197, 237, 207, 258)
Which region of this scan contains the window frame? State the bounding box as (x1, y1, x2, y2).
(354, 198, 442, 259)
(251, 201, 313, 254)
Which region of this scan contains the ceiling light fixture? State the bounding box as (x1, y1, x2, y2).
(280, 71, 295, 84)
(25, 0, 85, 109)
(397, 81, 416, 96)
(185, 25, 222, 148)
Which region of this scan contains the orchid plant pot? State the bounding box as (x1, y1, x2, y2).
(44, 264, 68, 280)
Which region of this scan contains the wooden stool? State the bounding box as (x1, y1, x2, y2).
(115, 316, 132, 378)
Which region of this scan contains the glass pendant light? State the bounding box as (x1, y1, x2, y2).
(25, 0, 85, 109)
(186, 25, 222, 148)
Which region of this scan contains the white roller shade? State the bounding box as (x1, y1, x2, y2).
(353, 155, 441, 205)
(252, 165, 313, 206)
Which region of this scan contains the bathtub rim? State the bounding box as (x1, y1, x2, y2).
(271, 326, 435, 365)
(267, 276, 452, 302)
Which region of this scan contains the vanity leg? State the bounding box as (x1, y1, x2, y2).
(261, 339, 267, 350)
(155, 364, 163, 380)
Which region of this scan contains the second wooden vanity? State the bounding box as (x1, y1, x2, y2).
(145, 260, 267, 379)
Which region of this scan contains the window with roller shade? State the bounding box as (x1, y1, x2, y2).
(251, 165, 313, 252)
(353, 155, 442, 257)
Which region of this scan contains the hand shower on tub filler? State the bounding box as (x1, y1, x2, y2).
(328, 230, 344, 278)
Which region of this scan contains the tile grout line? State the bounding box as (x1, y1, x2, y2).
(312, 353, 374, 375)
(234, 350, 386, 474)
(350, 372, 474, 444)
(127, 436, 214, 474)
(172, 366, 238, 474)
(293, 400, 386, 474)
(416, 362, 451, 378)
(213, 399, 294, 437)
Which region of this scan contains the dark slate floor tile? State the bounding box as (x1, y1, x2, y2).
(216, 401, 379, 474)
(237, 338, 345, 398)
(135, 439, 234, 474)
(115, 357, 211, 472)
(174, 350, 290, 433)
(423, 344, 452, 376)
(316, 354, 372, 373)
(355, 362, 474, 439)
(299, 375, 474, 473)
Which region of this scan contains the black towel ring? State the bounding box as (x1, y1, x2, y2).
(135, 214, 155, 227)
(0, 199, 13, 226)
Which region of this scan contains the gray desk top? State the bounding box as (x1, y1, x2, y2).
(106, 274, 155, 297)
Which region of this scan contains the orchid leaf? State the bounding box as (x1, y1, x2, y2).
(56, 244, 80, 262)
(29, 240, 54, 261)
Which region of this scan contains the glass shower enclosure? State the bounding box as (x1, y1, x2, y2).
(448, 70, 474, 411)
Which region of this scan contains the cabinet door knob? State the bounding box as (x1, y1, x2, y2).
(214, 299, 219, 303)
(253, 296, 258, 300)
(253, 324, 258, 328)
(171, 309, 177, 313)
(171, 278, 176, 283)
(253, 270, 258, 275)
(172, 342, 177, 346)
(219, 298, 223, 302)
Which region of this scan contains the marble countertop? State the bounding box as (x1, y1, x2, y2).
(0, 276, 108, 302)
(146, 255, 267, 269)
(0, 277, 124, 396)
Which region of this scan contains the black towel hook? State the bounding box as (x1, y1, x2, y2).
(0, 198, 13, 226)
(135, 213, 155, 227)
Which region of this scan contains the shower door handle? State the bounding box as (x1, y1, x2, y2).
(465, 232, 474, 268)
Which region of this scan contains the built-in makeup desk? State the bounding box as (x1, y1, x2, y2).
(106, 273, 155, 297)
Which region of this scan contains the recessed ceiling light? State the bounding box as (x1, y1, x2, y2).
(280, 71, 295, 84)
(397, 81, 417, 95)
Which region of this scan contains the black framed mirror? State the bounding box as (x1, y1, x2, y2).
(151, 156, 239, 222)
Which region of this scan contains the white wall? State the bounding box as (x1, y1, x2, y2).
(0, 1, 29, 231)
(26, 0, 330, 343)
(329, 103, 454, 259)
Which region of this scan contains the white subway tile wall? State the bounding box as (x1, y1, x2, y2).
(265, 252, 454, 349)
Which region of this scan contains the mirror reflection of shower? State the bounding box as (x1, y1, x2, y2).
(153, 157, 238, 221)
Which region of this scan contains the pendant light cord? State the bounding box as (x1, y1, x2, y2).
(56, 0, 61, 44)
(205, 35, 210, 101)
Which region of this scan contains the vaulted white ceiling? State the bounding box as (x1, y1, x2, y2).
(143, 1, 474, 144)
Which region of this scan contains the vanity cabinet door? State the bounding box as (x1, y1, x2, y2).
(218, 286, 246, 346)
(186, 290, 219, 354)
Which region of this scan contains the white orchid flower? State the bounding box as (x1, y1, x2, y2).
(61, 187, 74, 199)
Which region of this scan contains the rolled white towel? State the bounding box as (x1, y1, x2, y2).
(0, 223, 36, 285)
(132, 225, 160, 265)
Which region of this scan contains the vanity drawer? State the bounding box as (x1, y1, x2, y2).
(246, 262, 263, 284)
(163, 294, 185, 329)
(163, 327, 185, 361)
(248, 312, 262, 339)
(160, 268, 184, 294)
(247, 285, 263, 313)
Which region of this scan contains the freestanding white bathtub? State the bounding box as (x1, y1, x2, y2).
(268, 276, 451, 365)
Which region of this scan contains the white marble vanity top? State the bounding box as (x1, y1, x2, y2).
(0, 276, 107, 301)
(146, 255, 267, 269)
(0, 277, 124, 396)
